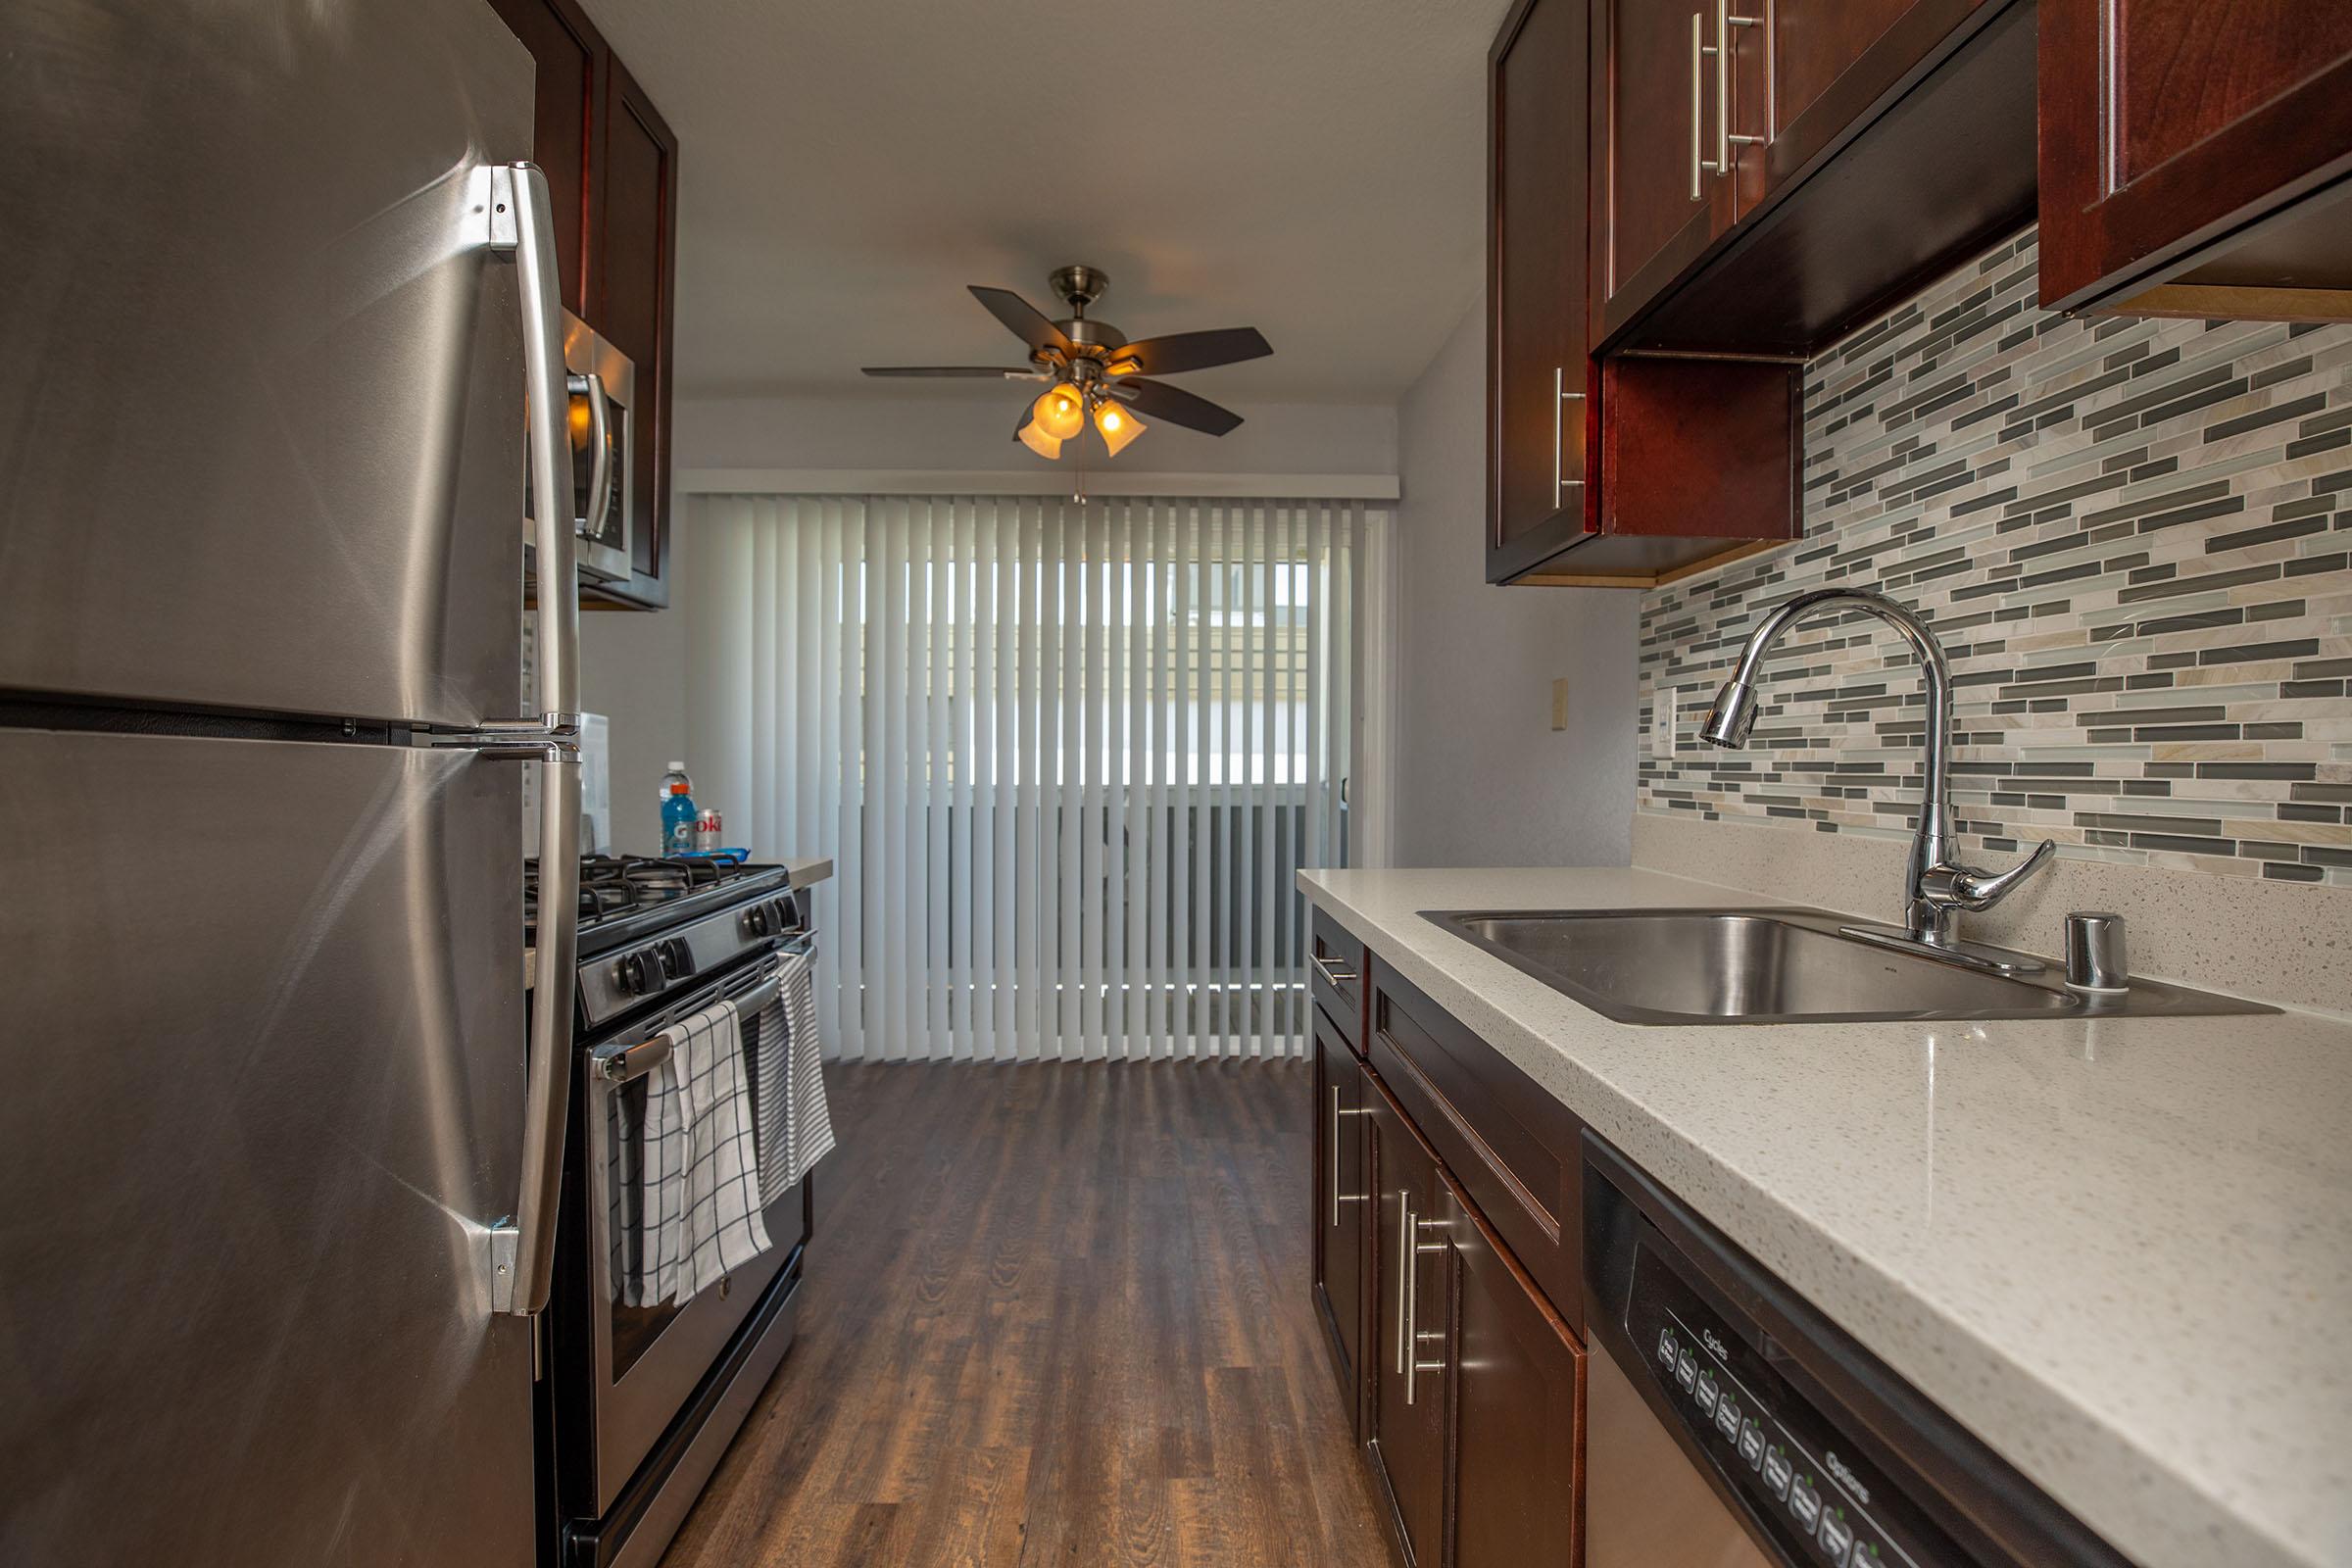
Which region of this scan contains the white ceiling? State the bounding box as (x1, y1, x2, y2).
(588, 0, 1514, 407)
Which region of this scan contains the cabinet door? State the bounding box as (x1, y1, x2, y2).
(1435, 1177, 1584, 1568)
(1591, 0, 1740, 340)
(1767, 0, 1919, 142)
(2040, 1, 2352, 314)
(1366, 1076, 1446, 1568)
(594, 56, 680, 604)
(1312, 1009, 1371, 1432)
(1488, 0, 1595, 583)
(481, 0, 605, 316)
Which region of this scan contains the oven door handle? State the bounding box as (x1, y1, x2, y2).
(593, 976, 778, 1086)
(590, 941, 810, 1086)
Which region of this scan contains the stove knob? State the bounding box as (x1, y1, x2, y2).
(744, 904, 771, 937)
(771, 897, 797, 933)
(614, 951, 651, 995)
(662, 938, 694, 977)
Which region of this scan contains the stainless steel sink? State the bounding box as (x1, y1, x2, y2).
(1421, 907, 2276, 1025)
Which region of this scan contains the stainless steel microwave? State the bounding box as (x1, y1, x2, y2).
(563, 311, 635, 583)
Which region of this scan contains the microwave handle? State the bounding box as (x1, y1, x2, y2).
(568, 369, 613, 543)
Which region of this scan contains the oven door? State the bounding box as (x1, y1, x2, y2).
(581, 944, 812, 1513)
(563, 312, 635, 584)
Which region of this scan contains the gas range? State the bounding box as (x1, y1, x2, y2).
(528, 852, 820, 1568)
(526, 855, 808, 1027)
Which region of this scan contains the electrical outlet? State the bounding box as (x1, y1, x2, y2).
(1551, 677, 1570, 731)
(1653, 686, 1677, 759)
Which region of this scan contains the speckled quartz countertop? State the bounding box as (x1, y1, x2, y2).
(1298, 865, 2352, 1568)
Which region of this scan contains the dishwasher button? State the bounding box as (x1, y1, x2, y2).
(1658, 1329, 1679, 1368)
(1676, 1350, 1697, 1392)
(1693, 1371, 1719, 1417)
(1788, 1477, 1822, 1533)
(1761, 1447, 1793, 1499)
(1818, 1510, 1855, 1563)
(1738, 1420, 1764, 1467)
(1714, 1396, 1742, 1440)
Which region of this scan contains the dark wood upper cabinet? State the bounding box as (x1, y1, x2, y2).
(484, 0, 680, 610)
(1597, 0, 2034, 356)
(1312, 1011, 1371, 1438)
(2039, 0, 2352, 318)
(1489, 0, 1597, 579)
(482, 0, 600, 316)
(595, 56, 678, 600)
(1437, 1176, 1584, 1568)
(1590, 0, 1740, 342)
(1491, 0, 1797, 587)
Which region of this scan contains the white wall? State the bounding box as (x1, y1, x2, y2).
(579, 525, 690, 857)
(579, 390, 1398, 856)
(1391, 296, 1637, 867)
(672, 390, 1398, 475)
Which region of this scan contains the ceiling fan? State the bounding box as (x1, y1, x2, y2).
(861, 265, 1272, 460)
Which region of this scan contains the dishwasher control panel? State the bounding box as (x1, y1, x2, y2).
(1626, 1243, 1942, 1568)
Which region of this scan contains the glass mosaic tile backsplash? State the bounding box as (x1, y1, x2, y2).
(1639, 230, 2352, 887)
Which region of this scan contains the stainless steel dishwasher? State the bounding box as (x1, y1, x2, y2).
(1582, 1137, 2134, 1568)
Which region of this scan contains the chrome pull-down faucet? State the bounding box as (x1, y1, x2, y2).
(1698, 588, 2057, 975)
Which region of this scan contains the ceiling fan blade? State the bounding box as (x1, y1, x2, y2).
(1110, 377, 1245, 437)
(861, 366, 1042, 378)
(1108, 326, 1272, 377)
(968, 286, 1073, 358)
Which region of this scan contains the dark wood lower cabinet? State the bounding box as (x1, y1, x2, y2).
(1312, 1007, 1371, 1434)
(1440, 1176, 1584, 1568)
(1343, 1050, 1586, 1568)
(1366, 1074, 1447, 1566)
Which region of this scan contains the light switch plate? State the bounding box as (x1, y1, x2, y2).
(1653, 686, 1676, 759)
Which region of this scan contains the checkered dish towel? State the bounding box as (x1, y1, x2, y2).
(640, 997, 773, 1304)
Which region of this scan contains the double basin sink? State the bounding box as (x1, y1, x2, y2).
(1424, 907, 2272, 1025)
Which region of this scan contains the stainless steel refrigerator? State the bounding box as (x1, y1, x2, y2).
(0, 2, 582, 1563)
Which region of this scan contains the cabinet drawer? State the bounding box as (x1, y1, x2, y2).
(1310, 906, 1367, 1054)
(1368, 965, 1584, 1335)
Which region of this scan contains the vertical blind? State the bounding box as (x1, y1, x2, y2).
(685, 493, 1363, 1061)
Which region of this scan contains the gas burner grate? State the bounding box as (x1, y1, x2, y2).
(528, 854, 760, 931)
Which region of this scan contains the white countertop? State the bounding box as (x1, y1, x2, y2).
(1299, 865, 2352, 1568)
(781, 856, 834, 888)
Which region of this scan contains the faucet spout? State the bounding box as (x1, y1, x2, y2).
(1696, 588, 2049, 952)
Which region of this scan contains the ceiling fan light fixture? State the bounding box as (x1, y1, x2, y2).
(1033, 383, 1086, 441)
(1095, 398, 1146, 457)
(1016, 409, 1063, 460)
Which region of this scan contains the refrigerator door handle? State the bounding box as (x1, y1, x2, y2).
(470, 160, 581, 1318)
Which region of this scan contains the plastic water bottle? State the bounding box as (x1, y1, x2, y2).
(660, 761, 698, 858)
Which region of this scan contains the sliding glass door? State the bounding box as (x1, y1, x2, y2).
(686, 493, 1363, 1061)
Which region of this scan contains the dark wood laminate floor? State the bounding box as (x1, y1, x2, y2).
(659, 1059, 1393, 1568)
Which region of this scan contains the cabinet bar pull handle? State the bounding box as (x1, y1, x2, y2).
(1552, 366, 1560, 496)
(1554, 368, 1588, 500)
(1403, 1214, 1447, 1406)
(1311, 953, 1357, 989)
(1329, 1087, 1371, 1227)
(1693, 13, 1731, 197)
(1690, 11, 1714, 199)
(1395, 1191, 1413, 1375)
(1716, 0, 1762, 177)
